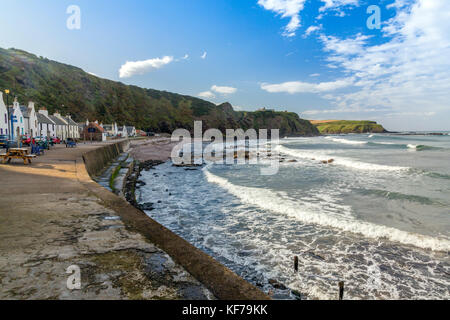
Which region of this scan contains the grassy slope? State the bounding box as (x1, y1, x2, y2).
(0, 47, 319, 136)
(311, 120, 387, 134)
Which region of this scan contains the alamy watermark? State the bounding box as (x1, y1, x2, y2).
(66, 5, 81, 30)
(66, 265, 81, 290)
(367, 5, 381, 30)
(171, 121, 280, 176)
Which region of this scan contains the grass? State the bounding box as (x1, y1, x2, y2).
(109, 154, 129, 192)
(312, 120, 386, 134)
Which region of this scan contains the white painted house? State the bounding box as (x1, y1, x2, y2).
(49, 113, 68, 141)
(102, 123, 117, 137)
(64, 115, 80, 139)
(8, 98, 26, 140)
(20, 101, 39, 138)
(37, 109, 56, 138)
(118, 126, 128, 138)
(0, 92, 8, 136)
(126, 126, 137, 137)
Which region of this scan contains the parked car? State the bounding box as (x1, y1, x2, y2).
(21, 135, 31, 146)
(52, 137, 61, 144)
(0, 135, 9, 149)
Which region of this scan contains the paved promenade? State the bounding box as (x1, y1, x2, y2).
(0, 141, 213, 299)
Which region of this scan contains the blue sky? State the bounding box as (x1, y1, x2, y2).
(1, 0, 449, 131)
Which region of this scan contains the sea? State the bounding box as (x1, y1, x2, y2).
(136, 133, 450, 300)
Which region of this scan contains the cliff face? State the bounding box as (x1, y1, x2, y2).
(0, 47, 319, 136)
(311, 120, 387, 134)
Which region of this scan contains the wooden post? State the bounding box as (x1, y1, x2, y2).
(294, 256, 298, 273)
(339, 281, 344, 300)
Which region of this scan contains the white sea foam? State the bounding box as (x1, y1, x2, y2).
(325, 137, 368, 145)
(277, 145, 409, 172)
(203, 168, 450, 252)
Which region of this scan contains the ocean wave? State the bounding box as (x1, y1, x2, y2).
(407, 144, 439, 151)
(203, 168, 450, 252)
(325, 137, 368, 145)
(357, 189, 443, 206)
(277, 145, 409, 172)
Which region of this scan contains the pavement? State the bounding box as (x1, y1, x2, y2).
(0, 141, 213, 300)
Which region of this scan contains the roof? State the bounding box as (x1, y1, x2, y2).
(126, 126, 135, 134)
(36, 113, 55, 125)
(48, 115, 67, 125)
(19, 106, 30, 118)
(64, 117, 78, 126)
(86, 123, 105, 133)
(103, 124, 113, 130)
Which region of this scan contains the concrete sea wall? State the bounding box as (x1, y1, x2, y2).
(82, 140, 130, 177)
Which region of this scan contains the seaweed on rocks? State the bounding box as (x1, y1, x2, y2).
(124, 160, 164, 210)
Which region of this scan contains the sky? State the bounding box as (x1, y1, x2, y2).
(0, 0, 449, 131)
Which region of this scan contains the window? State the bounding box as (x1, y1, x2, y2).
(0, 129, 2, 134)
(4, 113, 6, 124)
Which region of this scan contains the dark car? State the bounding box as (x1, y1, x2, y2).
(0, 135, 9, 149)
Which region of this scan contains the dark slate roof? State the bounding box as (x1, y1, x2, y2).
(19, 106, 30, 118)
(36, 113, 55, 125)
(64, 117, 78, 126)
(48, 115, 67, 125)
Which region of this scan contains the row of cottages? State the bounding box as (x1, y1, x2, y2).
(0, 92, 80, 140)
(83, 120, 137, 138)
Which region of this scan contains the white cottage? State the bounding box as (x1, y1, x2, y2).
(64, 115, 80, 139)
(8, 98, 26, 140)
(49, 113, 68, 141)
(118, 126, 128, 138)
(0, 92, 8, 136)
(20, 101, 39, 138)
(126, 126, 137, 137)
(37, 109, 56, 138)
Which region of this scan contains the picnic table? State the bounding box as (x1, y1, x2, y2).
(0, 148, 36, 165)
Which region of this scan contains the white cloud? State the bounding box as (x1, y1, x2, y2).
(201, 52, 207, 59)
(182, 54, 189, 60)
(198, 91, 215, 99)
(319, 0, 359, 13)
(119, 56, 173, 78)
(310, 73, 320, 77)
(258, 0, 306, 37)
(211, 85, 237, 94)
(304, 25, 322, 37)
(314, 0, 450, 118)
(261, 78, 353, 94)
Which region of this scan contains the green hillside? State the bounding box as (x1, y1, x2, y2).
(311, 120, 387, 134)
(0, 47, 319, 136)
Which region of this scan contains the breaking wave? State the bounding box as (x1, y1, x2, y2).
(276, 145, 409, 172)
(203, 168, 450, 252)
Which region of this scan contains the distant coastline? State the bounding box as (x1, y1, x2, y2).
(310, 120, 387, 134)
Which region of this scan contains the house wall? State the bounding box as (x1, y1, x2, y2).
(28, 102, 39, 138)
(12, 101, 25, 139)
(0, 92, 8, 136)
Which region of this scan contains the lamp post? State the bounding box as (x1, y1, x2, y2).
(4, 89, 11, 140)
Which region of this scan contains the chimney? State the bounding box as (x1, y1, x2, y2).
(39, 108, 49, 117)
(28, 101, 35, 111)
